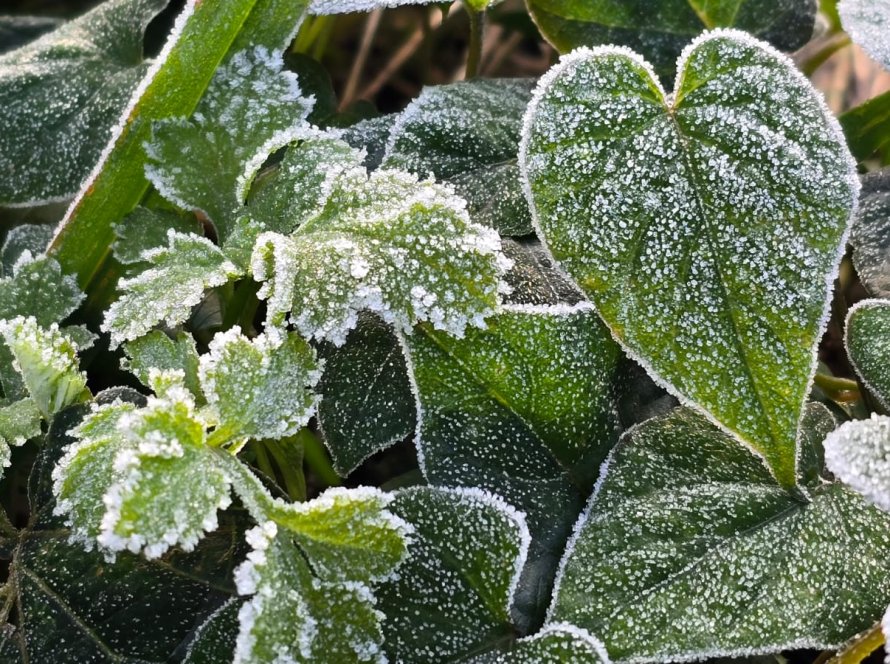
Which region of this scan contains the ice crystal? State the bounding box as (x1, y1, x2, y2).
(825, 414, 890, 513)
(840, 0, 890, 71)
(0, 254, 84, 326)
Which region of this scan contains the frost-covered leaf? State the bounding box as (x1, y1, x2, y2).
(1, 223, 54, 275)
(97, 384, 231, 558)
(103, 231, 242, 347)
(184, 598, 242, 664)
(403, 303, 619, 626)
(797, 402, 837, 488)
(308, 0, 447, 15)
(0, 15, 62, 55)
(471, 624, 610, 663)
(0, 397, 41, 471)
(382, 79, 535, 235)
(252, 160, 508, 345)
(521, 31, 858, 489)
(112, 206, 203, 267)
(340, 114, 398, 170)
(839, 0, 890, 70)
(199, 328, 321, 446)
(379, 486, 530, 662)
(0, 254, 83, 326)
(825, 414, 890, 512)
(0, 0, 167, 204)
(549, 407, 890, 662)
(123, 329, 202, 399)
(501, 238, 584, 307)
(233, 522, 387, 664)
(145, 46, 313, 239)
(846, 299, 890, 413)
(0, 316, 88, 419)
(317, 313, 413, 476)
(526, 0, 816, 79)
(851, 170, 890, 298)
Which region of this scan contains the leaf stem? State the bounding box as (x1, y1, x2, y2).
(824, 622, 885, 663)
(299, 429, 341, 487)
(465, 7, 484, 79)
(813, 373, 861, 401)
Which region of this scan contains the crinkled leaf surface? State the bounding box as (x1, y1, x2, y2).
(103, 231, 241, 347)
(521, 31, 858, 489)
(851, 170, 890, 298)
(123, 330, 203, 400)
(252, 147, 507, 345)
(404, 303, 619, 628)
(382, 79, 535, 235)
(471, 624, 610, 663)
(527, 0, 816, 79)
(840, 0, 890, 70)
(341, 114, 398, 170)
(0, 0, 167, 204)
(317, 313, 413, 476)
(0, 224, 55, 275)
(145, 45, 312, 239)
(549, 407, 890, 662)
(112, 206, 204, 267)
(379, 487, 530, 663)
(198, 328, 320, 445)
(846, 299, 890, 410)
(825, 414, 890, 512)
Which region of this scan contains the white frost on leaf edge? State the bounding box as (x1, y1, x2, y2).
(308, 0, 440, 15)
(522, 623, 612, 662)
(824, 414, 890, 512)
(844, 298, 890, 411)
(517, 28, 861, 490)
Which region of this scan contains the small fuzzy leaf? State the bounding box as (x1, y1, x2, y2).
(123, 330, 202, 399)
(549, 407, 890, 661)
(825, 414, 890, 512)
(0, 254, 84, 326)
(527, 0, 816, 79)
(0, 0, 167, 204)
(198, 328, 321, 445)
(847, 299, 890, 413)
(471, 624, 610, 663)
(112, 206, 204, 266)
(98, 385, 231, 558)
(521, 31, 858, 489)
(0, 397, 41, 472)
(851, 170, 890, 298)
(382, 79, 535, 235)
(103, 231, 242, 347)
(145, 46, 313, 239)
(380, 487, 530, 662)
(317, 313, 413, 476)
(0, 316, 88, 419)
(839, 0, 890, 70)
(252, 154, 507, 345)
(340, 114, 398, 170)
(1, 224, 54, 275)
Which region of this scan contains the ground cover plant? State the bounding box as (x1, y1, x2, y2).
(1, 0, 890, 661)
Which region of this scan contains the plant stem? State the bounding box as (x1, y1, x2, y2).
(813, 373, 861, 401)
(824, 622, 885, 663)
(465, 7, 483, 79)
(800, 32, 851, 77)
(299, 429, 341, 487)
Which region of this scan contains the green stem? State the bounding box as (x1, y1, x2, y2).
(800, 33, 851, 77)
(465, 7, 483, 79)
(825, 623, 885, 663)
(299, 429, 341, 487)
(813, 373, 861, 399)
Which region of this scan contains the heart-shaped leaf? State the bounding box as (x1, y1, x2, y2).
(845, 298, 890, 410)
(520, 30, 858, 488)
(549, 406, 890, 662)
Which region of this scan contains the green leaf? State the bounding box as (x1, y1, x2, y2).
(403, 303, 619, 627)
(526, 0, 816, 79)
(1, 224, 54, 275)
(845, 298, 890, 410)
(850, 170, 890, 298)
(841, 91, 890, 165)
(0, 0, 168, 205)
(0, 316, 89, 419)
(145, 46, 313, 239)
(341, 114, 399, 170)
(839, 0, 890, 70)
(549, 407, 890, 662)
(112, 206, 204, 267)
(825, 414, 890, 512)
(797, 402, 837, 488)
(470, 624, 610, 663)
(252, 149, 508, 345)
(382, 79, 535, 235)
(0, 397, 41, 472)
(0, 15, 62, 54)
(123, 329, 203, 399)
(317, 313, 414, 476)
(0, 254, 83, 327)
(380, 486, 530, 662)
(199, 328, 321, 446)
(102, 231, 242, 347)
(520, 31, 858, 489)
(501, 238, 584, 307)
(184, 598, 242, 664)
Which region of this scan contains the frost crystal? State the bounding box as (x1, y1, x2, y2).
(825, 415, 890, 512)
(520, 30, 859, 489)
(845, 299, 890, 411)
(839, 0, 890, 71)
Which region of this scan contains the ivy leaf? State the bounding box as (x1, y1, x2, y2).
(526, 0, 816, 79)
(0, 0, 167, 204)
(846, 299, 890, 410)
(520, 31, 858, 489)
(379, 486, 530, 662)
(112, 206, 204, 267)
(470, 624, 610, 663)
(103, 231, 242, 347)
(1, 224, 54, 275)
(0, 397, 41, 471)
(252, 157, 508, 345)
(382, 79, 535, 235)
(825, 414, 890, 512)
(145, 46, 313, 239)
(549, 407, 890, 662)
(850, 170, 890, 298)
(198, 328, 321, 446)
(0, 316, 89, 419)
(839, 0, 890, 71)
(123, 329, 203, 400)
(403, 303, 619, 628)
(317, 313, 414, 477)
